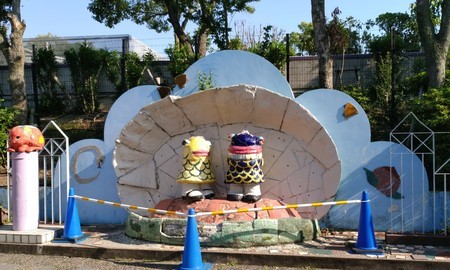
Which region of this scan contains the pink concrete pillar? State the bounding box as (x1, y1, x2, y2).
(7, 125, 44, 231)
(12, 151, 40, 231)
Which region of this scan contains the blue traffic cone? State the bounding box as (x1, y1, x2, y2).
(63, 188, 83, 240)
(354, 191, 382, 254)
(178, 208, 213, 270)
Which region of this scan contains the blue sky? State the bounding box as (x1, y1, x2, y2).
(21, 0, 413, 54)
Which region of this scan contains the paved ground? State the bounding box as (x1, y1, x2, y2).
(0, 253, 320, 270)
(0, 225, 449, 269)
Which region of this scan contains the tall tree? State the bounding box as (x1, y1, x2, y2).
(415, 0, 450, 88)
(197, 0, 256, 50)
(311, 0, 333, 88)
(88, 0, 257, 57)
(364, 12, 421, 57)
(290, 22, 315, 56)
(0, 0, 27, 123)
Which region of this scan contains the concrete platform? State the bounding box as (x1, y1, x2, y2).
(0, 224, 63, 244)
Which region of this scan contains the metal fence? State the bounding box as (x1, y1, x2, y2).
(287, 52, 425, 93)
(390, 113, 450, 235)
(0, 35, 173, 116)
(0, 61, 172, 113)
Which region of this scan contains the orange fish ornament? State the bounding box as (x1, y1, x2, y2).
(7, 125, 45, 153)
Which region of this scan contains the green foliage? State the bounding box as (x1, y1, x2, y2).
(328, 9, 363, 86)
(0, 99, 19, 168)
(103, 50, 121, 90)
(403, 71, 428, 96)
(290, 22, 315, 56)
(248, 25, 286, 71)
(339, 84, 371, 110)
(34, 47, 65, 115)
(409, 86, 450, 186)
(89, 0, 171, 31)
(363, 12, 420, 56)
(196, 0, 259, 50)
(409, 87, 450, 131)
(64, 42, 105, 114)
(228, 37, 246, 50)
(126, 52, 155, 87)
(88, 0, 258, 57)
(104, 50, 155, 92)
(165, 44, 196, 77)
(198, 71, 214, 91)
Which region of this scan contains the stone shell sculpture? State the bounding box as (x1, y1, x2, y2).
(226, 130, 265, 203)
(114, 85, 341, 220)
(7, 125, 45, 153)
(176, 136, 215, 201)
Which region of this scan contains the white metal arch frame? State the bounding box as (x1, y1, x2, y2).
(390, 112, 449, 235)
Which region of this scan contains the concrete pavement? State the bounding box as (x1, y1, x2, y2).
(0, 225, 449, 269)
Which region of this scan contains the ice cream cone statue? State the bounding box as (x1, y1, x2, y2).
(177, 136, 215, 202)
(226, 130, 264, 203)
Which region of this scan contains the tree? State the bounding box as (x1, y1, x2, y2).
(415, 0, 450, 88)
(196, 0, 257, 50)
(364, 12, 421, 57)
(228, 22, 287, 69)
(0, 0, 27, 123)
(248, 25, 286, 70)
(88, 0, 258, 57)
(311, 0, 333, 88)
(290, 22, 315, 55)
(34, 47, 67, 115)
(64, 43, 105, 114)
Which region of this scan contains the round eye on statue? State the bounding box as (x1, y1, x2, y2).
(16, 136, 20, 140)
(182, 139, 190, 145)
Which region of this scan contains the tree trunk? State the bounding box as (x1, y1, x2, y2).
(415, 0, 450, 88)
(165, 0, 194, 55)
(311, 0, 333, 89)
(197, 33, 208, 57)
(1, 11, 27, 124)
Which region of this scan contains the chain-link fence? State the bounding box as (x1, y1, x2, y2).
(0, 35, 172, 116)
(0, 34, 425, 120)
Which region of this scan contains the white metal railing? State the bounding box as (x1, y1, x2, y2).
(390, 112, 449, 235)
(40, 121, 70, 224)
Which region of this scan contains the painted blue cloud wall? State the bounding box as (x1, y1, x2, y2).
(297, 89, 433, 232)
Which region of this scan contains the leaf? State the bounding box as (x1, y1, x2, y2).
(363, 167, 379, 188)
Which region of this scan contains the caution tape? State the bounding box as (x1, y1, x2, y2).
(70, 195, 365, 218)
(71, 195, 188, 217)
(195, 199, 364, 217)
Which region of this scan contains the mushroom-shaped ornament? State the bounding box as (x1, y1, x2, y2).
(176, 136, 215, 202)
(226, 130, 264, 203)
